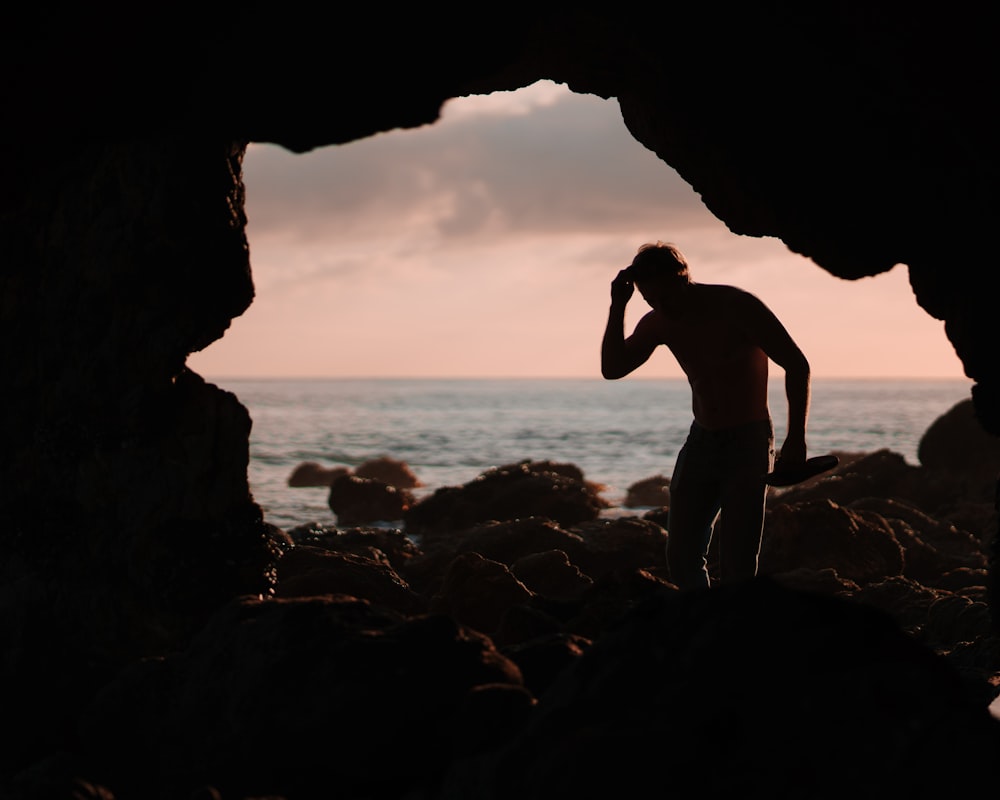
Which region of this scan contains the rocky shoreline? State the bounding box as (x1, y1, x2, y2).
(14, 400, 1000, 799)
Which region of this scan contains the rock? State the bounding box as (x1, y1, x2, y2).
(38, 446, 1000, 799)
(287, 461, 351, 487)
(355, 455, 423, 488)
(419, 517, 589, 570)
(624, 474, 671, 507)
(500, 633, 591, 698)
(510, 549, 594, 604)
(435, 579, 1000, 799)
(768, 449, 919, 508)
(761, 498, 905, 585)
(286, 522, 422, 572)
(429, 552, 535, 638)
(919, 399, 1000, 476)
(569, 517, 669, 582)
(79, 595, 524, 799)
(328, 474, 415, 525)
(848, 496, 987, 585)
(403, 461, 608, 536)
(274, 545, 427, 615)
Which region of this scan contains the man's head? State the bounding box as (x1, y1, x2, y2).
(628, 241, 689, 283)
(627, 241, 690, 314)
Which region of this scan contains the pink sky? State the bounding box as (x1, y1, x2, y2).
(188, 81, 967, 382)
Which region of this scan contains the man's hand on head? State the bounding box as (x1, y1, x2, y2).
(611, 268, 635, 306)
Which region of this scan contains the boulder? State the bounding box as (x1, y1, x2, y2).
(919, 399, 1000, 476)
(355, 455, 423, 488)
(328, 474, 414, 525)
(287, 461, 351, 487)
(624, 474, 671, 508)
(403, 461, 607, 536)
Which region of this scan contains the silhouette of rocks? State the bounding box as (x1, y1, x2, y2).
(510, 549, 593, 603)
(761, 498, 906, 584)
(770, 448, 920, 508)
(434, 579, 1000, 799)
(355, 455, 423, 488)
(624, 474, 671, 507)
(274, 545, 427, 615)
(327, 473, 415, 525)
(429, 552, 535, 639)
(769, 444, 998, 557)
(286, 522, 422, 573)
(569, 517, 669, 579)
(79, 595, 526, 800)
(20, 429, 1000, 798)
(403, 460, 608, 536)
(848, 496, 987, 585)
(411, 517, 589, 581)
(500, 632, 592, 698)
(919, 399, 1000, 477)
(289, 456, 424, 491)
(287, 461, 351, 487)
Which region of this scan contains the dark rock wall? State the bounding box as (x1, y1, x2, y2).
(0, 1, 997, 770)
(0, 137, 276, 765)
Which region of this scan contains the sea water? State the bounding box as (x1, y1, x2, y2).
(207, 377, 974, 531)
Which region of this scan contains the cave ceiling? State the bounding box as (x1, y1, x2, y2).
(3, 3, 996, 423)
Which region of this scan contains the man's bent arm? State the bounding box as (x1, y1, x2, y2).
(738, 290, 811, 462)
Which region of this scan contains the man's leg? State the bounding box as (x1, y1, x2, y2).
(667, 429, 722, 589)
(717, 421, 774, 583)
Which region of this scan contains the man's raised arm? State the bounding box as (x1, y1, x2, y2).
(601, 269, 655, 379)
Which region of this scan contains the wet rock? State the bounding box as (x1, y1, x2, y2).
(761, 498, 905, 585)
(429, 552, 535, 638)
(403, 461, 607, 535)
(80, 595, 524, 800)
(436, 579, 1000, 799)
(355, 455, 423, 488)
(510, 549, 594, 603)
(286, 522, 422, 572)
(287, 460, 351, 487)
(569, 516, 669, 581)
(274, 545, 427, 615)
(624, 474, 671, 508)
(919, 399, 1000, 476)
(328, 473, 415, 525)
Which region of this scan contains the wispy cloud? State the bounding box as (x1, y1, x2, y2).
(243, 81, 708, 248)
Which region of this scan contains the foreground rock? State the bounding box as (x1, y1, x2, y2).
(10, 404, 1000, 799)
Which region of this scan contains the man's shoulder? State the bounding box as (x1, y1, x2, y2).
(697, 283, 762, 307)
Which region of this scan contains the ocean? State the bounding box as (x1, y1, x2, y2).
(208, 377, 974, 532)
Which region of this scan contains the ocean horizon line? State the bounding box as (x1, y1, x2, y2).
(205, 374, 972, 384)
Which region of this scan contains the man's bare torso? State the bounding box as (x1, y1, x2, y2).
(642, 284, 771, 429)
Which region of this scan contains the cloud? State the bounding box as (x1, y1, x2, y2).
(241, 81, 711, 251)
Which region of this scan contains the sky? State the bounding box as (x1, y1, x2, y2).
(188, 80, 967, 381)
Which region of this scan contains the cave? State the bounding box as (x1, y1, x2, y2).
(2, 5, 998, 797)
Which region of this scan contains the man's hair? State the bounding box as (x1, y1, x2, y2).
(628, 241, 690, 283)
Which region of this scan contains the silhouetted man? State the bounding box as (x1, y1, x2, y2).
(601, 241, 811, 589)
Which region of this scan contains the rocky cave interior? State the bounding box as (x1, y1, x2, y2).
(1, 4, 998, 795)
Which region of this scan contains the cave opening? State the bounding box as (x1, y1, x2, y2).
(186, 80, 968, 530)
